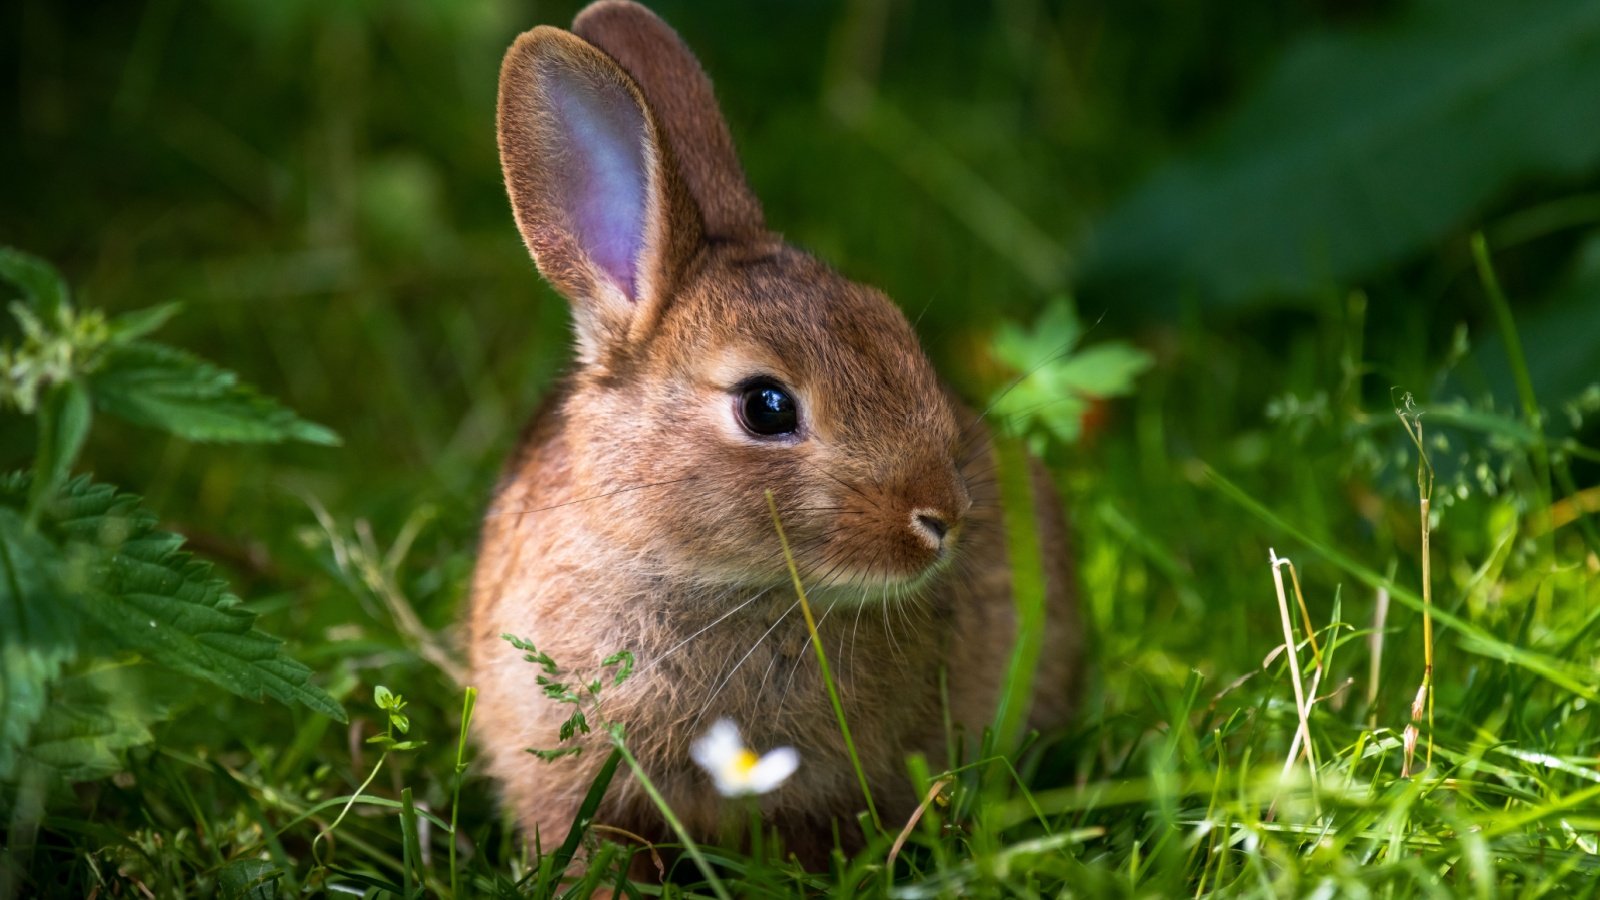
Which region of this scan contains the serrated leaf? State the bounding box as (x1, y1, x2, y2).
(91, 341, 339, 446)
(0, 247, 70, 318)
(0, 474, 347, 724)
(0, 509, 79, 782)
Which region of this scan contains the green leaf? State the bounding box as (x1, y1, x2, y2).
(23, 662, 183, 782)
(217, 857, 284, 900)
(107, 302, 182, 342)
(989, 299, 1151, 451)
(1045, 344, 1153, 398)
(0, 509, 78, 782)
(0, 474, 347, 724)
(1082, 0, 1600, 312)
(91, 341, 339, 446)
(0, 247, 70, 319)
(27, 380, 92, 525)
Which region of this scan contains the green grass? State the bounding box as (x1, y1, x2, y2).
(5, 0, 1600, 896)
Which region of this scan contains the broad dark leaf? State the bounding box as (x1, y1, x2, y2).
(1082, 0, 1600, 312)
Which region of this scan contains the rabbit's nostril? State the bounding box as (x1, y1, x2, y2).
(915, 513, 949, 544)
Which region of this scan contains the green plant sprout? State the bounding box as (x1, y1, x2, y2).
(503, 633, 634, 761)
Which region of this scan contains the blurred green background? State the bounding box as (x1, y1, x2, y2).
(8, 0, 1598, 537)
(5, 0, 1600, 886)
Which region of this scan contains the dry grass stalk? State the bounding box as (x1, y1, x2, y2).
(1396, 397, 1435, 776)
(1269, 549, 1318, 781)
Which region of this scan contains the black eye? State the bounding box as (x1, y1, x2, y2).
(737, 378, 799, 437)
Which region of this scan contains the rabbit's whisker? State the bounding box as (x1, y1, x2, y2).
(690, 598, 800, 733)
(636, 583, 778, 678)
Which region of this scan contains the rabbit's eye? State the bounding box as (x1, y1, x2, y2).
(736, 378, 799, 437)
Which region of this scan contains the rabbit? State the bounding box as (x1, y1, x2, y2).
(468, 0, 1083, 870)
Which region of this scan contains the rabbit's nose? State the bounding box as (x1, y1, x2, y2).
(915, 513, 949, 543)
(910, 508, 954, 551)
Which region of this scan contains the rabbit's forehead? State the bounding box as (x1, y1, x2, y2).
(672, 264, 956, 441)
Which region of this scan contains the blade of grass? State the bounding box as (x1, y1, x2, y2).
(400, 787, 422, 899)
(1471, 232, 1551, 513)
(450, 686, 476, 899)
(765, 489, 883, 833)
(548, 745, 622, 884)
(607, 732, 732, 900)
(1204, 465, 1597, 701)
(991, 438, 1049, 752)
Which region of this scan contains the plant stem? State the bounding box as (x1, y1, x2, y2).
(313, 751, 388, 868)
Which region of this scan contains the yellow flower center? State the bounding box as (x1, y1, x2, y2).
(732, 749, 760, 776)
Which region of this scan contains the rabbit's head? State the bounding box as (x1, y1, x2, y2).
(498, 1, 971, 593)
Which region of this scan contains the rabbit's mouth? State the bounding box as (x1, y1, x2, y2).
(800, 557, 955, 602)
(781, 524, 962, 597)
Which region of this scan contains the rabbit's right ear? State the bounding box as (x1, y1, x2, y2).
(497, 27, 701, 363)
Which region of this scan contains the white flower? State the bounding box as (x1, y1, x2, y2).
(690, 718, 799, 797)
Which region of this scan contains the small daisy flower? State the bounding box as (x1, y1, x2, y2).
(690, 718, 799, 797)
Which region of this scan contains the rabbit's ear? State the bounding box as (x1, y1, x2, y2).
(497, 26, 701, 361)
(572, 1, 765, 240)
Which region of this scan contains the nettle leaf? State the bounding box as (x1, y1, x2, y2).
(24, 662, 183, 782)
(0, 509, 78, 781)
(0, 246, 70, 318)
(91, 341, 339, 446)
(0, 474, 347, 724)
(990, 300, 1152, 452)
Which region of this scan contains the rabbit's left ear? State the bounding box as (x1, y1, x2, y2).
(497, 26, 702, 362)
(573, 0, 765, 241)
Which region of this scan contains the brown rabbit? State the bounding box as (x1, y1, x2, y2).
(469, 0, 1082, 869)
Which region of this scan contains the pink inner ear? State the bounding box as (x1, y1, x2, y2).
(547, 64, 647, 301)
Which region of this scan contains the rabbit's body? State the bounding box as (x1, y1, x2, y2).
(469, 0, 1081, 865)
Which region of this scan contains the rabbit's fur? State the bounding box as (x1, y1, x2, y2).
(470, 0, 1082, 866)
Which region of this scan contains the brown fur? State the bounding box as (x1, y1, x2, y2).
(470, 0, 1082, 869)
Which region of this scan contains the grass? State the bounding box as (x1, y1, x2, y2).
(7, 238, 1598, 897)
(5, 0, 1600, 896)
